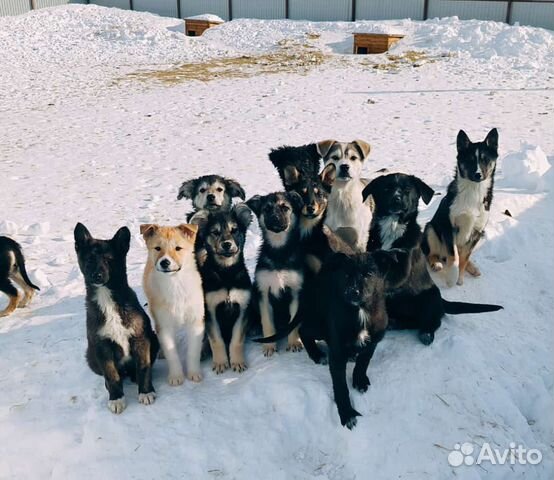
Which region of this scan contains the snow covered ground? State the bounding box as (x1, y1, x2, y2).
(1, 5, 553, 479)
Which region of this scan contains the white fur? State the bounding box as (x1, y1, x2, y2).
(299, 215, 322, 239)
(108, 397, 126, 414)
(325, 179, 371, 250)
(260, 213, 294, 249)
(378, 216, 407, 250)
(205, 288, 250, 312)
(357, 308, 371, 346)
(95, 287, 134, 357)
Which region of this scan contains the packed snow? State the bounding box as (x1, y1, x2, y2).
(0, 4, 553, 480)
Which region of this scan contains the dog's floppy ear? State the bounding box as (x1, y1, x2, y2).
(373, 248, 411, 288)
(225, 178, 246, 200)
(287, 191, 304, 212)
(189, 210, 210, 232)
(283, 165, 300, 187)
(361, 176, 383, 202)
(246, 195, 263, 217)
(177, 179, 197, 200)
(484, 128, 498, 151)
(178, 224, 198, 240)
(317, 140, 336, 158)
(74, 222, 92, 250)
(140, 223, 159, 239)
(233, 203, 253, 229)
(112, 226, 131, 254)
(411, 176, 435, 205)
(322, 225, 359, 256)
(353, 139, 371, 159)
(457, 130, 471, 152)
(320, 163, 336, 188)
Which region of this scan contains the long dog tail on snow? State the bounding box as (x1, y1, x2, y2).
(442, 299, 502, 314)
(14, 246, 40, 291)
(253, 311, 303, 344)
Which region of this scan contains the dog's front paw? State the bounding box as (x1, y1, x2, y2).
(168, 373, 185, 386)
(456, 276, 464, 286)
(353, 374, 370, 393)
(263, 343, 277, 357)
(231, 361, 247, 372)
(466, 261, 481, 277)
(138, 392, 156, 405)
(108, 397, 126, 414)
(418, 331, 434, 346)
(187, 372, 203, 382)
(339, 407, 362, 430)
(212, 361, 229, 374)
(430, 261, 443, 272)
(286, 340, 303, 352)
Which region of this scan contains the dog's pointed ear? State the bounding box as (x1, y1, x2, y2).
(353, 139, 371, 159)
(189, 210, 210, 232)
(412, 176, 435, 205)
(177, 179, 196, 200)
(178, 224, 198, 240)
(74, 222, 92, 250)
(322, 225, 358, 256)
(457, 130, 471, 152)
(140, 223, 159, 239)
(233, 203, 253, 229)
(373, 249, 411, 288)
(246, 195, 262, 217)
(316, 140, 336, 158)
(225, 178, 246, 200)
(287, 191, 304, 212)
(484, 128, 498, 151)
(112, 226, 131, 254)
(320, 163, 336, 188)
(283, 165, 300, 187)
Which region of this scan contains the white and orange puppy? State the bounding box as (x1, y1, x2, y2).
(141, 224, 204, 385)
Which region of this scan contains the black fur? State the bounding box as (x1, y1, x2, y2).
(74, 223, 159, 412)
(363, 173, 502, 346)
(268, 144, 321, 191)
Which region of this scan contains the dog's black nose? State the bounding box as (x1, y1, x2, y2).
(306, 205, 315, 214)
(160, 259, 171, 269)
(207, 194, 215, 201)
(93, 273, 104, 283)
(340, 164, 350, 174)
(222, 241, 233, 251)
(473, 172, 482, 181)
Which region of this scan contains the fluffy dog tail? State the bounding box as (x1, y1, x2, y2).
(442, 299, 502, 314)
(253, 312, 303, 344)
(14, 246, 40, 291)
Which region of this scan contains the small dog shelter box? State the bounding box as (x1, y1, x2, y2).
(353, 33, 404, 54)
(185, 18, 223, 37)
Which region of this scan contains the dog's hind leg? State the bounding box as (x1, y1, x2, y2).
(10, 269, 34, 308)
(352, 331, 385, 393)
(259, 292, 277, 357)
(286, 293, 303, 352)
(229, 312, 247, 372)
(0, 279, 20, 318)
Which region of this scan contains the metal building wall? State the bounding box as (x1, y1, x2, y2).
(289, 0, 352, 21)
(90, 0, 131, 10)
(36, 0, 87, 8)
(233, 0, 285, 19)
(0, 0, 32, 16)
(356, 0, 424, 20)
(133, 0, 178, 18)
(427, 0, 508, 21)
(511, 2, 554, 30)
(180, 0, 229, 20)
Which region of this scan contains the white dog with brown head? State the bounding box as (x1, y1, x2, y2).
(141, 223, 204, 386)
(318, 140, 373, 251)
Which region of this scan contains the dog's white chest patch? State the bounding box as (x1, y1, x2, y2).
(95, 287, 134, 357)
(256, 269, 303, 297)
(205, 288, 251, 310)
(378, 216, 406, 250)
(450, 176, 491, 241)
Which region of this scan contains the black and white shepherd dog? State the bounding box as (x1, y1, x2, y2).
(422, 129, 499, 286)
(74, 223, 159, 414)
(191, 204, 253, 374)
(246, 191, 305, 356)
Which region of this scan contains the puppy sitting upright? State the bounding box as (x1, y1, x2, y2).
(422, 129, 499, 286)
(247, 191, 304, 356)
(74, 223, 159, 414)
(191, 204, 253, 373)
(0, 236, 40, 318)
(141, 223, 204, 385)
(177, 175, 246, 221)
(363, 173, 503, 345)
(318, 140, 373, 251)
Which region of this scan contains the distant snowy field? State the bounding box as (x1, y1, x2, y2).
(1, 5, 553, 479)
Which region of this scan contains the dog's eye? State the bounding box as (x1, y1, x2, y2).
(154, 246, 161, 251)
(176, 246, 182, 251)
(280, 204, 290, 212)
(302, 188, 308, 194)
(216, 187, 224, 193)
(199, 188, 206, 193)
(211, 230, 221, 236)
(350, 156, 358, 161)
(331, 155, 339, 161)
(231, 227, 238, 233)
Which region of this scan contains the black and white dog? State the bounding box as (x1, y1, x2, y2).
(362, 173, 503, 345)
(74, 223, 159, 414)
(191, 204, 253, 373)
(422, 129, 498, 286)
(246, 191, 305, 356)
(0, 236, 40, 317)
(178, 174, 246, 221)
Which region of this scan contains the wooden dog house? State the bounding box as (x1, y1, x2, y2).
(353, 33, 405, 54)
(185, 18, 223, 37)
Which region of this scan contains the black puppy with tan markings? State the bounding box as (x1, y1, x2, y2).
(362, 173, 503, 346)
(74, 223, 159, 414)
(191, 204, 253, 374)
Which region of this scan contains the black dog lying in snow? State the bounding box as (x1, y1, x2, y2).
(74, 223, 159, 414)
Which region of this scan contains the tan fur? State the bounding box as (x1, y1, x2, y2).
(1, 251, 36, 317)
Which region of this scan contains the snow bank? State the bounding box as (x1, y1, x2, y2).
(500, 143, 552, 192)
(185, 14, 224, 23)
